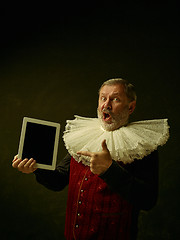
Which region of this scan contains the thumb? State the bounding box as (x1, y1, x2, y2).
(102, 139, 109, 152)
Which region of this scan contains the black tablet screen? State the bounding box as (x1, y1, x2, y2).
(22, 122, 56, 165)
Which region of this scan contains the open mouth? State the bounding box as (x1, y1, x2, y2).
(103, 112, 112, 122)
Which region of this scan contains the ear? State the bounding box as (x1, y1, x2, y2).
(128, 101, 136, 115)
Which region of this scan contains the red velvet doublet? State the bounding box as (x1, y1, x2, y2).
(64, 157, 133, 240)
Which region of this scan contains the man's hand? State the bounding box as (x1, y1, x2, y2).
(12, 155, 37, 174)
(77, 139, 112, 175)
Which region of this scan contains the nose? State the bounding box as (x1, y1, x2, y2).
(103, 98, 112, 110)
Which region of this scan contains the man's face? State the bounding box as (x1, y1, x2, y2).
(98, 84, 135, 131)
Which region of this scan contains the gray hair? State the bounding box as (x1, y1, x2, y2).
(99, 78, 137, 102)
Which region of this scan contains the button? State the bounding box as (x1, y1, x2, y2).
(81, 189, 84, 192)
(77, 213, 81, 216)
(85, 178, 88, 181)
(78, 201, 82, 204)
(75, 224, 79, 228)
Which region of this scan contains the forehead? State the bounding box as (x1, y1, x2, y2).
(99, 84, 126, 97)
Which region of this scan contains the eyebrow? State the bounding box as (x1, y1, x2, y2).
(100, 92, 120, 96)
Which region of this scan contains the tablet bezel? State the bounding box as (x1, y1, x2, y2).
(18, 117, 60, 170)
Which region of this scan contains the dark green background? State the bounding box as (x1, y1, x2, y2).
(1, 2, 179, 239)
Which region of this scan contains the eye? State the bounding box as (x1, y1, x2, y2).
(101, 96, 106, 101)
(113, 97, 120, 102)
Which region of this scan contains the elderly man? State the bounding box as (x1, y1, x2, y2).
(12, 78, 169, 240)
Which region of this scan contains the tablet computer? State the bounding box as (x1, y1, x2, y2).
(18, 117, 60, 170)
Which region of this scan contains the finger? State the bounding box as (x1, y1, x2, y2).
(24, 158, 35, 168)
(18, 158, 29, 169)
(101, 139, 109, 152)
(25, 159, 37, 171)
(12, 159, 22, 168)
(29, 160, 37, 172)
(77, 151, 93, 157)
(12, 155, 19, 163)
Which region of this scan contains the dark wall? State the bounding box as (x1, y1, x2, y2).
(0, 2, 179, 239)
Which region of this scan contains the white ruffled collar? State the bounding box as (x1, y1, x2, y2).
(63, 115, 169, 166)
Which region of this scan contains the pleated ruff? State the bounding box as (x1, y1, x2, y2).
(63, 116, 170, 165)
